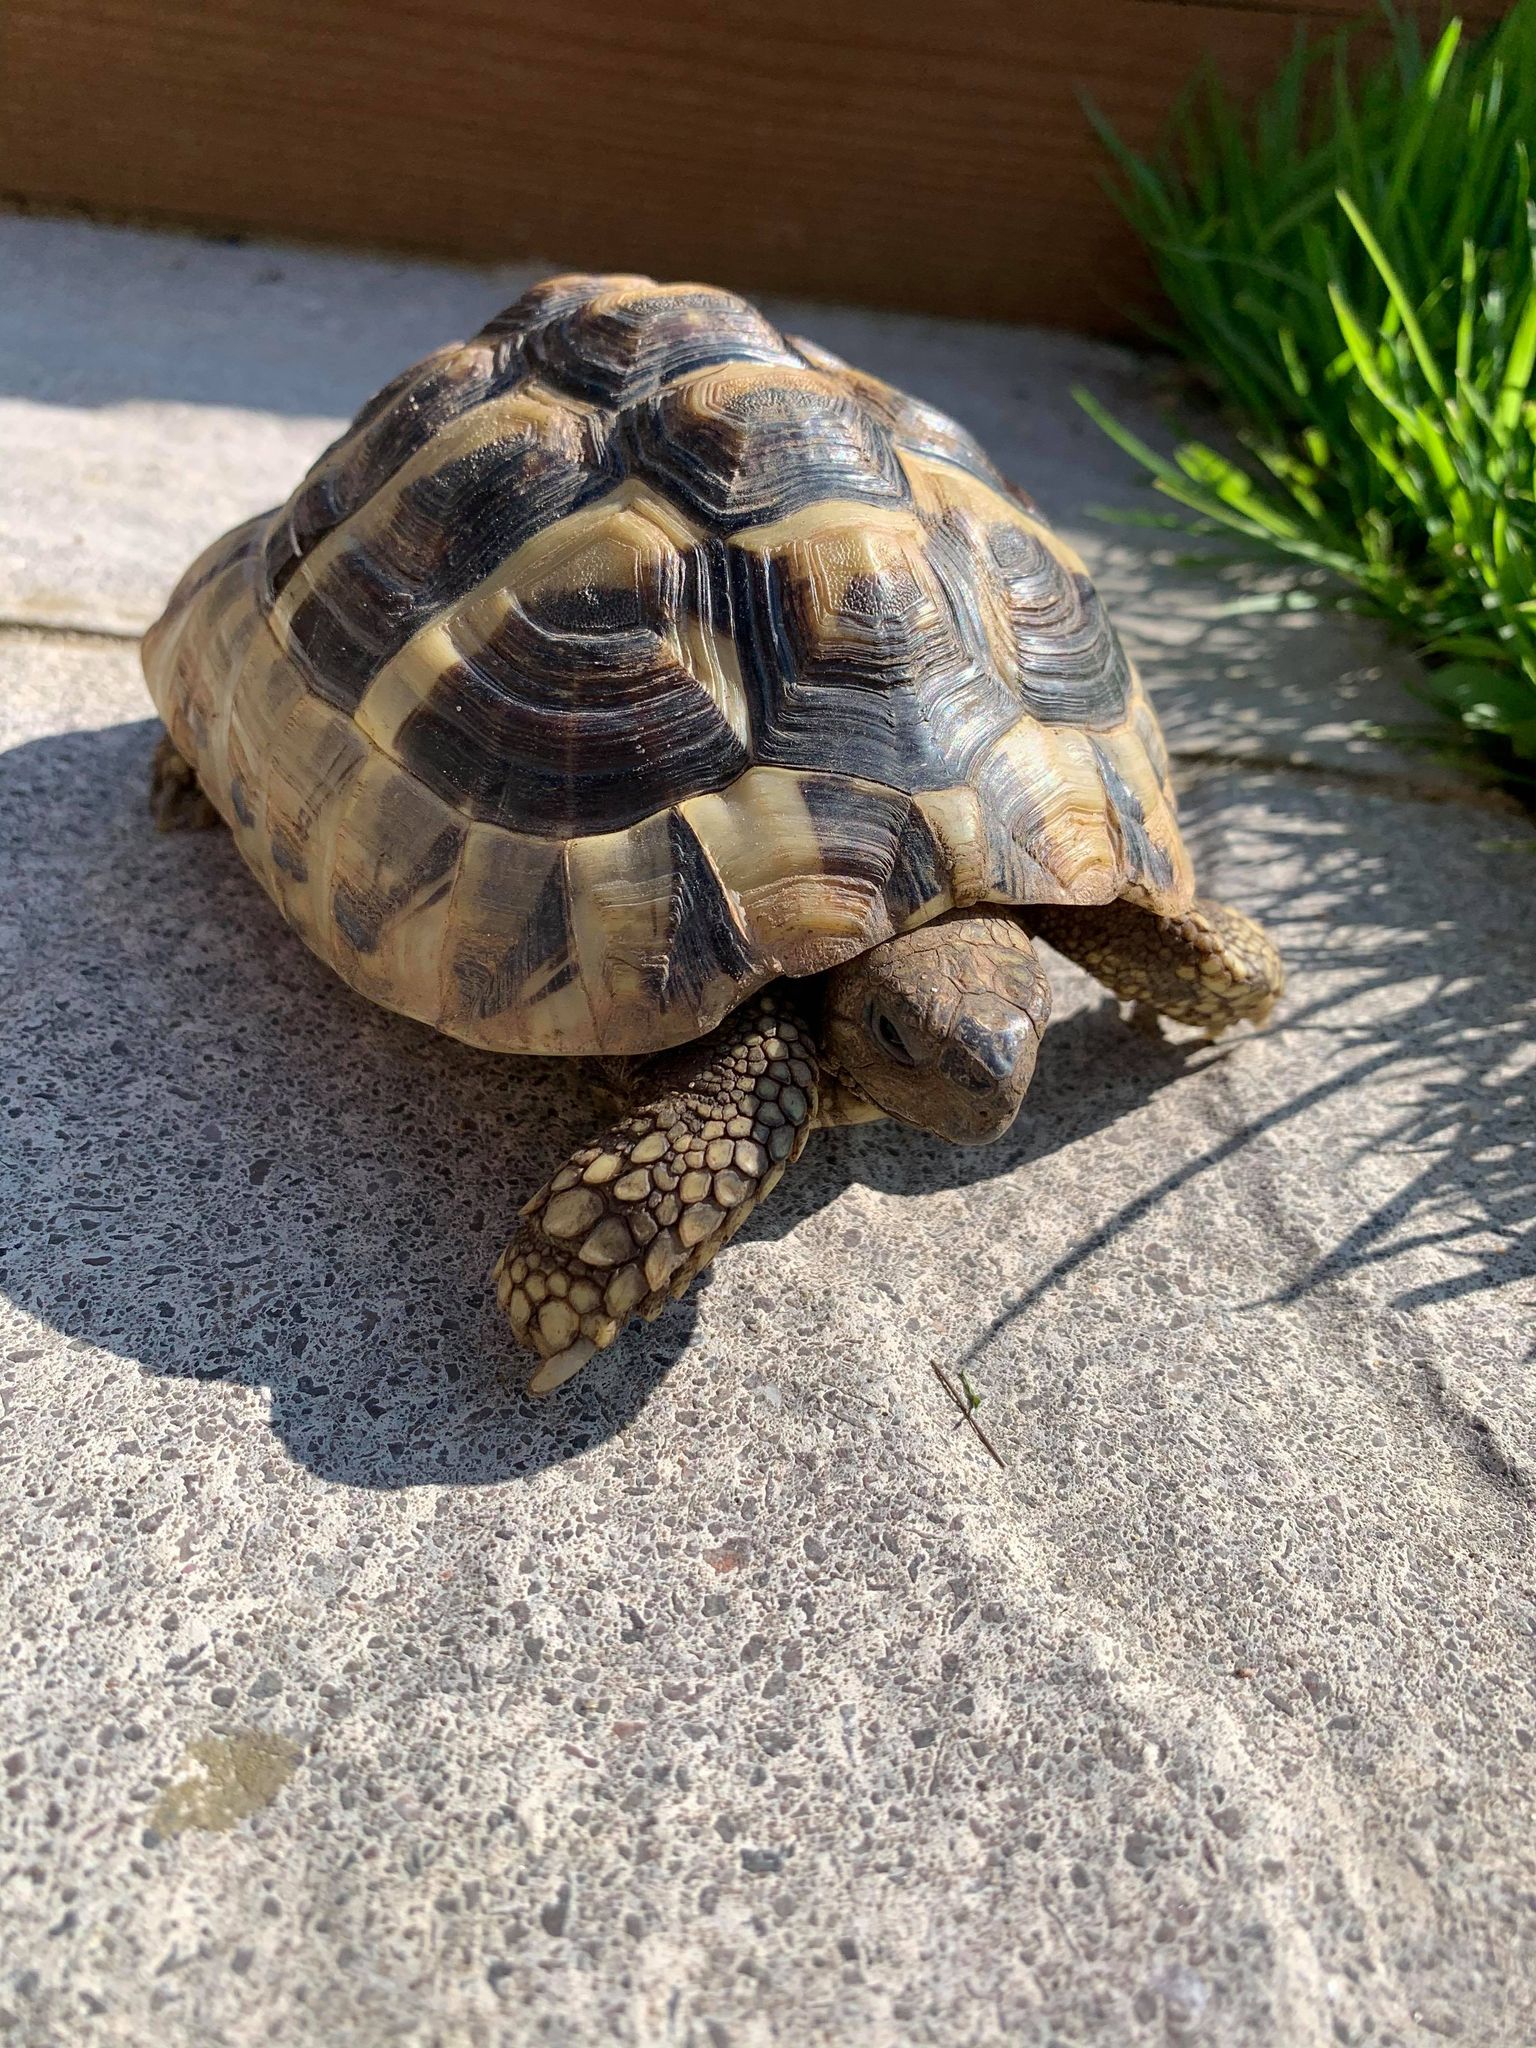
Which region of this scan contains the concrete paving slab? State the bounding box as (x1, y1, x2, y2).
(1, 220, 1533, 2048)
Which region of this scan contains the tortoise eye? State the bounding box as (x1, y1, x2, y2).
(870, 1004, 917, 1066)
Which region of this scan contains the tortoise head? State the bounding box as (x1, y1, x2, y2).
(821, 909, 1053, 1145)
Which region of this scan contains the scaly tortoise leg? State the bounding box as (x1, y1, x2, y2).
(150, 730, 221, 832)
(1025, 897, 1283, 1034)
(495, 992, 819, 1394)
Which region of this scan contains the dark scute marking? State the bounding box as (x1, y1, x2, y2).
(390, 522, 745, 832)
(283, 422, 612, 707)
(1090, 740, 1172, 894)
(229, 775, 255, 829)
(331, 886, 376, 955)
(394, 629, 749, 836)
(473, 273, 642, 347)
(729, 534, 983, 793)
(262, 517, 305, 606)
(331, 819, 465, 957)
(883, 802, 951, 924)
(540, 955, 582, 997)
(487, 529, 683, 695)
(286, 550, 423, 711)
(259, 346, 506, 609)
(984, 525, 1132, 728)
(798, 774, 915, 905)
(907, 521, 1028, 781)
(452, 847, 572, 1022)
(689, 537, 739, 656)
(270, 831, 308, 883)
(518, 575, 648, 637)
(654, 810, 757, 1012)
(531, 285, 801, 407)
(626, 370, 908, 529)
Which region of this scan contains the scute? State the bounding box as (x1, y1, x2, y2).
(527, 280, 803, 407)
(626, 363, 908, 528)
(272, 384, 610, 713)
(262, 341, 506, 606)
(142, 271, 1194, 1058)
(384, 486, 752, 836)
(985, 524, 1133, 727)
(729, 500, 1001, 790)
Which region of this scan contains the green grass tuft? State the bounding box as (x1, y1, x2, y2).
(1082, 0, 1536, 795)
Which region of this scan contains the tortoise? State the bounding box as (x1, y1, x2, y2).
(142, 272, 1283, 1394)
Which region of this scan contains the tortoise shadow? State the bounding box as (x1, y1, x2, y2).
(0, 716, 1199, 1489)
(0, 717, 701, 1486)
(3, 716, 1531, 1497)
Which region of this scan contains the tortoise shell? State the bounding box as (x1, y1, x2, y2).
(142, 272, 1192, 1057)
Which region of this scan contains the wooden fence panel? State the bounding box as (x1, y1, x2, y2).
(0, 0, 1509, 330)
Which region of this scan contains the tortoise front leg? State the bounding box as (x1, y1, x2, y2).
(495, 992, 819, 1394)
(1025, 897, 1283, 1034)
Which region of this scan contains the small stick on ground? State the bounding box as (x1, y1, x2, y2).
(931, 1360, 1007, 1470)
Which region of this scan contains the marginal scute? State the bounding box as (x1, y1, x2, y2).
(144, 521, 264, 795)
(563, 804, 756, 1053)
(251, 660, 371, 937)
(1093, 724, 1191, 906)
(441, 827, 591, 1051)
(971, 717, 1119, 906)
(679, 765, 912, 975)
(141, 270, 1196, 1064)
(324, 749, 467, 1017)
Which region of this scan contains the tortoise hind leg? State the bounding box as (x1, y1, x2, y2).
(1026, 897, 1283, 1035)
(496, 992, 819, 1394)
(150, 729, 221, 832)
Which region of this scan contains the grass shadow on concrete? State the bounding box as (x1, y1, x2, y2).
(938, 768, 1533, 1368)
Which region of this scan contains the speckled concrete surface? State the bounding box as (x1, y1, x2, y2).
(1, 219, 1533, 2048)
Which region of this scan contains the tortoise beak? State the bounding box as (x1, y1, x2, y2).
(936, 1004, 1044, 1144)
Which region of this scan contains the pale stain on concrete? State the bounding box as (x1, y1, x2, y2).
(152, 1731, 302, 1837)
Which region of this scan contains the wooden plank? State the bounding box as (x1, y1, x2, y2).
(1142, 0, 1501, 14)
(0, 0, 1510, 331)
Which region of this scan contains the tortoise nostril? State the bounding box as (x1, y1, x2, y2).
(954, 1010, 1034, 1085)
